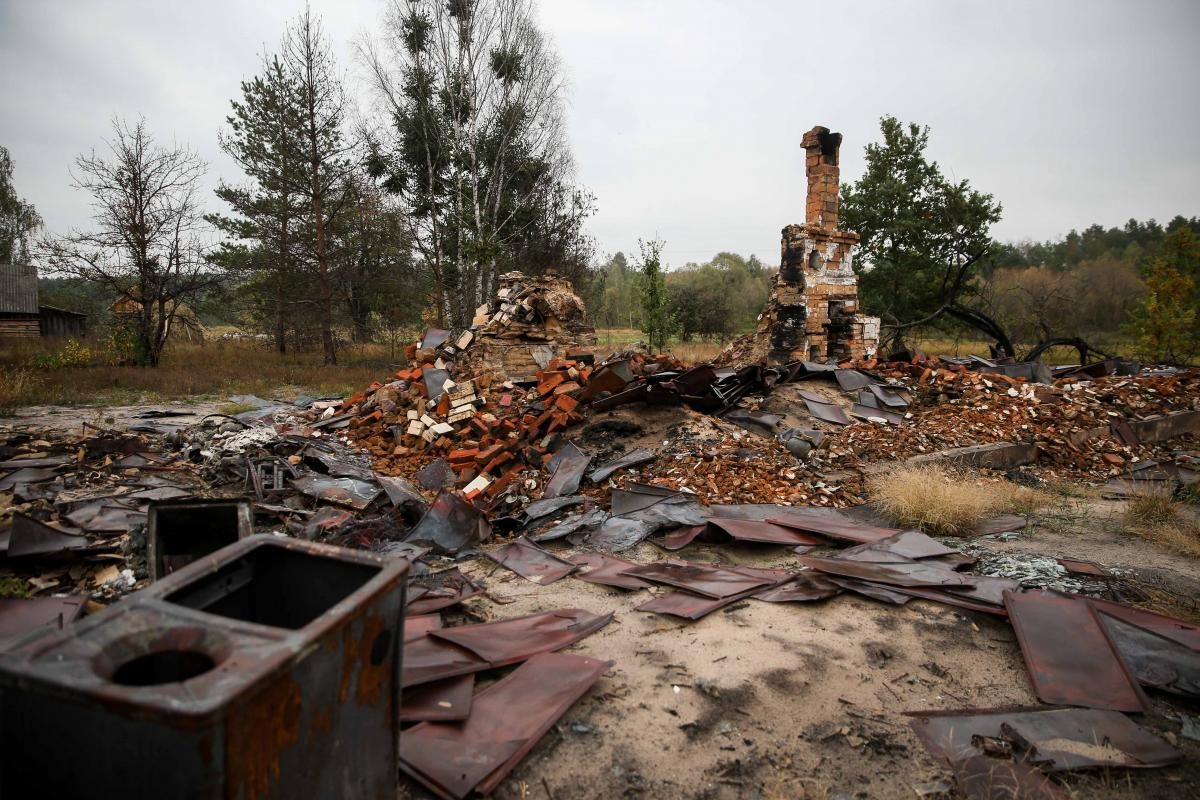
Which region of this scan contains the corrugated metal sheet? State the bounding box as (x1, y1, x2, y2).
(0, 264, 39, 314)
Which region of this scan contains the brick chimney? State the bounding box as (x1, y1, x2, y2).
(802, 126, 842, 231)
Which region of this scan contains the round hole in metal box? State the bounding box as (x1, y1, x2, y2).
(112, 650, 217, 686)
(94, 625, 231, 687)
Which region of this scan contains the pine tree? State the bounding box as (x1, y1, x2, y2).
(209, 55, 309, 353)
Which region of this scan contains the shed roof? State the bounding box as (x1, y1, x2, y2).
(0, 263, 39, 315)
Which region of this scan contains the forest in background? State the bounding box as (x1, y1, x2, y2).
(31, 213, 1200, 355)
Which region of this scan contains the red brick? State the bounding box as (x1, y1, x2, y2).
(476, 443, 505, 463)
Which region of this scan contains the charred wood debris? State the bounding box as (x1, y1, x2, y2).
(1, 278, 1199, 799)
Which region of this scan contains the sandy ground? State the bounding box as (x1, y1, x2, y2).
(406, 510, 1200, 800)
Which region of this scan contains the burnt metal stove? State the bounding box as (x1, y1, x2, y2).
(0, 534, 407, 799)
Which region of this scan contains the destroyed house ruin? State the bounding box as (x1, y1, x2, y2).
(469, 270, 596, 380)
(753, 126, 879, 363)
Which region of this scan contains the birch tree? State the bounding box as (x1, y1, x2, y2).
(361, 0, 590, 326)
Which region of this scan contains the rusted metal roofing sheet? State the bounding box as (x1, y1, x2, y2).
(0, 467, 58, 492)
(1097, 612, 1200, 699)
(705, 517, 826, 546)
(588, 447, 655, 483)
(620, 560, 777, 599)
(834, 368, 876, 392)
(802, 397, 850, 425)
(1088, 597, 1200, 651)
(796, 555, 974, 588)
(399, 673, 476, 722)
(7, 513, 89, 558)
(542, 442, 591, 498)
(429, 608, 612, 666)
(530, 508, 607, 543)
(401, 635, 489, 688)
(907, 706, 1180, 771)
(648, 524, 706, 551)
(767, 509, 899, 543)
(609, 483, 678, 515)
(1004, 589, 1148, 712)
(405, 490, 492, 554)
(751, 573, 841, 603)
(849, 404, 906, 425)
(635, 565, 793, 620)
(567, 552, 655, 591)
(290, 474, 382, 510)
(837, 529, 958, 560)
(866, 383, 910, 408)
(406, 567, 483, 615)
(0, 595, 86, 642)
(950, 755, 1064, 800)
(944, 575, 1022, 607)
(404, 613, 444, 642)
(399, 652, 611, 800)
(486, 538, 577, 585)
(825, 576, 913, 605)
(886, 585, 1010, 617)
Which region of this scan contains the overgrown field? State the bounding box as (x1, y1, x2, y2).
(0, 338, 392, 412)
(0, 325, 1141, 414)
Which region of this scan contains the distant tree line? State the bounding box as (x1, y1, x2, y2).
(976, 217, 1199, 354)
(584, 250, 773, 342)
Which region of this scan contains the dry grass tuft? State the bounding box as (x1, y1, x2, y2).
(1123, 513, 1200, 563)
(1125, 488, 1180, 527)
(869, 465, 1049, 536)
(1123, 489, 1200, 558)
(0, 367, 42, 415)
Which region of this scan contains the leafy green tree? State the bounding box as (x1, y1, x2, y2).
(841, 116, 1002, 339)
(0, 146, 41, 265)
(593, 252, 641, 329)
(335, 170, 422, 343)
(638, 239, 676, 352)
(1125, 227, 1200, 364)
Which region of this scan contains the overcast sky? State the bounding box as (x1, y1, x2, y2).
(2, 0, 1198, 268)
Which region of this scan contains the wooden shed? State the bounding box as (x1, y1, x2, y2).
(0, 263, 41, 338)
(38, 305, 87, 338)
(0, 263, 88, 338)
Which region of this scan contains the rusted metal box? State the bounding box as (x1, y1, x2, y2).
(0, 534, 407, 799)
(148, 498, 253, 580)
